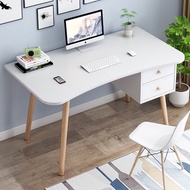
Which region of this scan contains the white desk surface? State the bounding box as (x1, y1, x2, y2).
(4, 27, 184, 105)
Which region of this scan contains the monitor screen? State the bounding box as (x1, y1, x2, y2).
(64, 10, 104, 50)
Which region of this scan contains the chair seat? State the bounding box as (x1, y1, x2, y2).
(129, 122, 176, 151)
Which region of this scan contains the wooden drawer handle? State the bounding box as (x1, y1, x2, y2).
(156, 87, 161, 91)
(157, 70, 161, 74)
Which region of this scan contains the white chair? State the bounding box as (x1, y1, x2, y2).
(129, 111, 190, 190)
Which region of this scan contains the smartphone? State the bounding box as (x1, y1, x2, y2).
(53, 76, 66, 84)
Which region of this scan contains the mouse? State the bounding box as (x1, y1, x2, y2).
(127, 50, 136, 57)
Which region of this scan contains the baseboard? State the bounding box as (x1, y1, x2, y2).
(0, 91, 125, 142)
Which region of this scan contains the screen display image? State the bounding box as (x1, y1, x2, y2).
(64, 10, 104, 50)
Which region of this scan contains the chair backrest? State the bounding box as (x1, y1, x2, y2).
(163, 111, 190, 150)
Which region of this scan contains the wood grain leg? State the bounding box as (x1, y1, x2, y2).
(161, 151, 166, 190)
(125, 94, 131, 103)
(24, 93, 36, 141)
(173, 145, 184, 170)
(129, 146, 143, 176)
(59, 101, 70, 176)
(160, 95, 169, 125)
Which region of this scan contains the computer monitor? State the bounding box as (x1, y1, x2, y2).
(64, 10, 104, 50)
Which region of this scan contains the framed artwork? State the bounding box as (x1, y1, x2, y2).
(57, 0, 80, 15)
(24, 0, 53, 8)
(83, 0, 99, 4)
(0, 0, 23, 25)
(37, 5, 54, 30)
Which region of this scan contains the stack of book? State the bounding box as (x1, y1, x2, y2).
(15, 51, 53, 73)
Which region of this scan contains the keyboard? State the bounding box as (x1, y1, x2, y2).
(81, 56, 122, 73)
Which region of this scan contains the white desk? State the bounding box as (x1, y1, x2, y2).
(4, 27, 184, 175)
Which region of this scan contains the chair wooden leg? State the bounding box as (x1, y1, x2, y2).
(161, 151, 166, 190)
(173, 145, 184, 170)
(129, 146, 143, 176)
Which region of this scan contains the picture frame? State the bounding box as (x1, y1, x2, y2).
(57, 0, 80, 15)
(83, 0, 99, 4)
(0, 0, 23, 25)
(37, 5, 54, 30)
(24, 0, 53, 8)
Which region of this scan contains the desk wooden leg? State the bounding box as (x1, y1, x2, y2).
(25, 93, 36, 141)
(160, 95, 169, 125)
(125, 94, 131, 103)
(59, 101, 70, 176)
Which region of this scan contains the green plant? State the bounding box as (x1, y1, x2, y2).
(120, 9, 137, 27)
(165, 16, 190, 91)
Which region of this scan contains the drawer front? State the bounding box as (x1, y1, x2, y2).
(142, 75, 175, 102)
(142, 64, 175, 84)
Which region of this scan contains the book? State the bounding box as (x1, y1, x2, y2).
(16, 51, 51, 69)
(15, 61, 53, 73)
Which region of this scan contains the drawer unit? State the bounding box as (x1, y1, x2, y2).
(142, 64, 175, 83)
(142, 75, 175, 101)
(112, 64, 176, 104)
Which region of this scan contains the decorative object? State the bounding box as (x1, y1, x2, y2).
(120, 9, 137, 38)
(24, 0, 53, 8)
(37, 5, 54, 30)
(46, 130, 190, 190)
(57, 0, 80, 15)
(169, 83, 190, 107)
(165, 16, 190, 107)
(0, 0, 23, 25)
(83, 0, 99, 4)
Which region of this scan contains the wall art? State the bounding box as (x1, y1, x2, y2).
(57, 0, 80, 15)
(0, 0, 23, 25)
(37, 5, 54, 30)
(24, 0, 53, 8)
(83, 0, 100, 4)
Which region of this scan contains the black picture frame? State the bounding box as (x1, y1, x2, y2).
(0, 0, 23, 25)
(24, 0, 53, 8)
(83, 0, 100, 4)
(37, 5, 54, 30)
(57, 0, 80, 15)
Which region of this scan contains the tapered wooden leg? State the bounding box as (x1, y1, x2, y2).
(125, 94, 131, 103)
(59, 101, 70, 176)
(129, 146, 143, 176)
(173, 146, 184, 169)
(24, 93, 36, 141)
(160, 95, 169, 125)
(161, 151, 166, 190)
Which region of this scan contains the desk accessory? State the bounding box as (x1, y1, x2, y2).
(25, 46, 41, 58)
(120, 9, 137, 38)
(16, 51, 50, 69)
(127, 50, 136, 57)
(53, 76, 66, 84)
(15, 61, 53, 73)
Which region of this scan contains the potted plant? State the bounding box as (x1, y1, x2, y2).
(120, 9, 137, 38)
(165, 16, 190, 107)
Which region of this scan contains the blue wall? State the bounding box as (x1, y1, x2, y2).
(0, 0, 182, 132)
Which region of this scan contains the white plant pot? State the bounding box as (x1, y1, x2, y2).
(124, 24, 133, 38)
(169, 83, 190, 108)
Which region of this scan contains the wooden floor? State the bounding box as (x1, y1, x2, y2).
(0, 97, 190, 190)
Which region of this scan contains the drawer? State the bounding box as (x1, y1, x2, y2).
(142, 75, 175, 102)
(142, 64, 175, 84)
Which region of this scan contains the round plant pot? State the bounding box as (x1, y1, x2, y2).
(169, 83, 190, 108)
(124, 24, 133, 38)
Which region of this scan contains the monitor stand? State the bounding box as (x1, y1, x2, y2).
(76, 40, 103, 53)
(76, 45, 93, 53)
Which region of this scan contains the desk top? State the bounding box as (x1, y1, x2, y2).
(4, 27, 184, 105)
